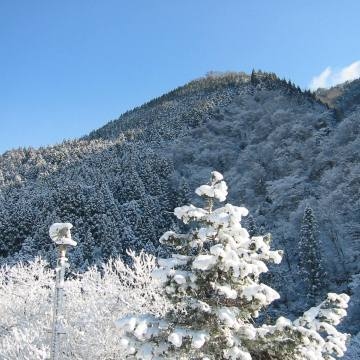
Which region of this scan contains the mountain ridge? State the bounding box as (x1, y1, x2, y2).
(316, 78, 360, 123)
(87, 71, 322, 142)
(0, 71, 359, 333)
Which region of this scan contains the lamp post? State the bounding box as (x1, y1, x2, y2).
(49, 223, 77, 360)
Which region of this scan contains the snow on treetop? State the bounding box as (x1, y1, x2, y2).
(224, 203, 249, 219)
(49, 222, 77, 246)
(195, 171, 228, 202)
(174, 204, 207, 223)
(211, 171, 224, 182)
(173, 203, 249, 230)
(195, 181, 228, 202)
(209, 204, 249, 226)
(327, 292, 350, 307)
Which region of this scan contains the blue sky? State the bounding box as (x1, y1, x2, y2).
(1, 0, 360, 154)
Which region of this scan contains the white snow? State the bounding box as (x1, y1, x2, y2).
(224, 346, 252, 360)
(275, 316, 292, 330)
(159, 231, 176, 244)
(217, 308, 240, 329)
(214, 283, 237, 299)
(241, 283, 280, 305)
(174, 204, 207, 223)
(213, 180, 228, 202)
(192, 254, 218, 270)
(210, 244, 225, 257)
(168, 331, 183, 347)
(115, 316, 137, 332)
(137, 343, 153, 359)
(194, 172, 228, 202)
(157, 255, 189, 268)
(134, 320, 148, 340)
(49, 222, 77, 246)
(195, 184, 215, 198)
(211, 171, 224, 182)
(173, 274, 187, 284)
(191, 331, 208, 349)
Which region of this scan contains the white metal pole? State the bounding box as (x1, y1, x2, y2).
(50, 245, 67, 360)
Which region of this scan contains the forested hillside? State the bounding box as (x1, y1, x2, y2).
(0, 71, 359, 333)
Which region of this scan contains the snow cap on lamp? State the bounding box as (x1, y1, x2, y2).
(49, 223, 77, 246)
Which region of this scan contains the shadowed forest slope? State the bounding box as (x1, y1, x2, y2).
(0, 71, 359, 331)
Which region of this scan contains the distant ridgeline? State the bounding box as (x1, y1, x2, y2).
(0, 71, 359, 332)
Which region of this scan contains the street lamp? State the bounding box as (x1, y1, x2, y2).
(49, 223, 77, 360)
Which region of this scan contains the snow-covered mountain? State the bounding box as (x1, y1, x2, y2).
(0, 71, 359, 332)
(316, 77, 360, 115)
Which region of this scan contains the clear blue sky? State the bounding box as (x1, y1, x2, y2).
(1, 0, 359, 154)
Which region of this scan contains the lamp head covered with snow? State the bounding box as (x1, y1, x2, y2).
(49, 223, 77, 247)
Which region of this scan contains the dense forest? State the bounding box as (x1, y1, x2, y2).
(0, 71, 359, 335)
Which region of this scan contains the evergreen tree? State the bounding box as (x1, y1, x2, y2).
(121, 225, 139, 254)
(15, 236, 36, 262)
(298, 205, 326, 303)
(116, 172, 349, 360)
(250, 69, 257, 85)
(178, 177, 191, 205)
(245, 214, 258, 238)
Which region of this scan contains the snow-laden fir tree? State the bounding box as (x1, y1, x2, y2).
(116, 171, 350, 359)
(298, 205, 326, 303)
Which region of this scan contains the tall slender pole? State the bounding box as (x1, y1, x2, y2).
(50, 245, 68, 360)
(49, 222, 77, 360)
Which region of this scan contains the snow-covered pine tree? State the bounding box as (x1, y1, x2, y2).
(116, 172, 350, 360)
(298, 205, 326, 303)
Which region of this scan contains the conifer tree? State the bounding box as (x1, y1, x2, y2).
(116, 172, 349, 360)
(245, 214, 258, 238)
(177, 177, 191, 207)
(298, 205, 326, 303)
(250, 69, 257, 85)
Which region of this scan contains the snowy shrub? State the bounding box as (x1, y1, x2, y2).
(0, 258, 52, 360)
(116, 171, 350, 359)
(0, 252, 169, 359)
